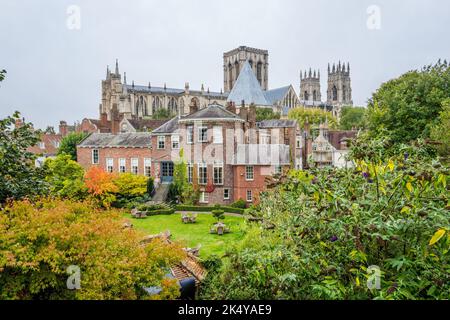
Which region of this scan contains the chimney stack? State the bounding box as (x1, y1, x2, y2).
(59, 120, 68, 136)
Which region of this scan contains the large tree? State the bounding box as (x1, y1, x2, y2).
(288, 107, 338, 129)
(57, 132, 89, 161)
(256, 108, 281, 122)
(339, 106, 366, 130)
(0, 112, 48, 203)
(366, 60, 450, 143)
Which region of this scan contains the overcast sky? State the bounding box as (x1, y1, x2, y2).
(0, 0, 449, 130)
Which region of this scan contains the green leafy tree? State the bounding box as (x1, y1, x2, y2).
(0, 69, 6, 82)
(44, 154, 88, 200)
(256, 108, 281, 122)
(57, 132, 89, 161)
(288, 107, 338, 129)
(430, 98, 450, 158)
(0, 112, 48, 203)
(339, 106, 366, 130)
(366, 60, 450, 143)
(169, 149, 195, 203)
(152, 108, 174, 120)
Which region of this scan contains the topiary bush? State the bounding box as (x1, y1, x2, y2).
(211, 209, 225, 221)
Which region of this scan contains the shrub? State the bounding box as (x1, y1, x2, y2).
(146, 208, 175, 216)
(175, 205, 245, 215)
(201, 139, 450, 300)
(146, 177, 155, 196)
(84, 167, 118, 208)
(0, 198, 184, 299)
(113, 173, 148, 199)
(230, 199, 247, 209)
(211, 209, 225, 221)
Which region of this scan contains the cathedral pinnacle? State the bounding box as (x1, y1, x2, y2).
(123, 72, 127, 84)
(115, 59, 119, 75)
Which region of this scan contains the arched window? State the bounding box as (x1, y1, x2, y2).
(332, 86, 338, 101)
(304, 91, 309, 101)
(342, 85, 346, 102)
(257, 62, 262, 85)
(248, 60, 253, 69)
(168, 97, 178, 114)
(180, 98, 185, 113)
(152, 96, 161, 114)
(142, 96, 148, 116)
(135, 95, 147, 116)
(234, 61, 240, 81)
(313, 90, 317, 102)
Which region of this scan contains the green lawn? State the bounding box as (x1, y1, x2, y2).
(123, 212, 246, 258)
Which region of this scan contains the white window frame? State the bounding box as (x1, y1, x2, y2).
(213, 126, 223, 144)
(187, 126, 194, 144)
(223, 188, 230, 200)
(199, 191, 209, 204)
(131, 158, 139, 174)
(260, 133, 270, 145)
(187, 162, 193, 183)
(198, 163, 207, 185)
(198, 126, 208, 143)
(246, 190, 253, 202)
(39, 142, 45, 149)
(171, 135, 180, 149)
(157, 136, 165, 149)
(119, 158, 126, 173)
(92, 149, 99, 164)
(106, 158, 114, 173)
(213, 162, 223, 185)
(144, 158, 152, 177)
(245, 166, 254, 181)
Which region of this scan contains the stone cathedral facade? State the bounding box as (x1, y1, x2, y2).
(299, 61, 353, 118)
(99, 47, 352, 124)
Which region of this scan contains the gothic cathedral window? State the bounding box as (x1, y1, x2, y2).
(332, 86, 338, 101)
(257, 62, 262, 85)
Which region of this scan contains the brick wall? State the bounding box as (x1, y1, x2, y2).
(77, 146, 153, 175)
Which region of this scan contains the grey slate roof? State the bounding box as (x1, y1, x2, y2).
(257, 119, 297, 128)
(227, 61, 271, 106)
(264, 86, 291, 105)
(234, 144, 291, 165)
(128, 119, 169, 132)
(126, 85, 227, 98)
(179, 104, 243, 122)
(78, 133, 152, 148)
(151, 116, 180, 134)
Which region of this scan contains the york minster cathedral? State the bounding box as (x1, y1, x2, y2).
(99, 46, 353, 122)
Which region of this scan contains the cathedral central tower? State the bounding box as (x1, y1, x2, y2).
(223, 46, 268, 92)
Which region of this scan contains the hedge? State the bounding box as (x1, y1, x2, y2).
(175, 205, 245, 215)
(146, 208, 175, 216)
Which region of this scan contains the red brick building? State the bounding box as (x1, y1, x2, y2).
(77, 103, 302, 205)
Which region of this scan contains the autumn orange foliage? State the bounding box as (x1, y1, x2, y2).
(84, 166, 118, 195)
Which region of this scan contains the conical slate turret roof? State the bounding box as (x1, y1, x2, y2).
(227, 61, 270, 106)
